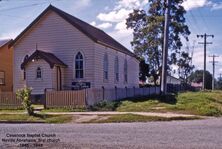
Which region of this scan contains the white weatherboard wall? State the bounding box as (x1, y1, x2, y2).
(94, 43, 139, 89)
(26, 60, 52, 94)
(13, 10, 95, 93)
(13, 9, 139, 94)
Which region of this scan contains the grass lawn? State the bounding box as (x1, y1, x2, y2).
(0, 114, 73, 124)
(91, 91, 222, 117)
(41, 107, 86, 113)
(87, 114, 201, 123)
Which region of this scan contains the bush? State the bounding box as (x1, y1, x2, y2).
(16, 87, 34, 116)
(89, 100, 120, 111)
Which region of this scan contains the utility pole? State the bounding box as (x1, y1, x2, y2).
(197, 33, 214, 90)
(219, 73, 222, 80)
(209, 55, 218, 90)
(161, 0, 171, 95)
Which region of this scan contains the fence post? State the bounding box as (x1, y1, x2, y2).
(115, 86, 117, 100)
(85, 89, 88, 106)
(125, 87, 127, 98)
(44, 89, 47, 109)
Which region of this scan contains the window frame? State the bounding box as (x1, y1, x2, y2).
(36, 67, 42, 79)
(124, 59, 128, 83)
(0, 70, 5, 85)
(75, 52, 84, 79)
(103, 53, 109, 80)
(114, 56, 119, 82)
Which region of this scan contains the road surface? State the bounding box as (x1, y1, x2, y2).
(0, 118, 222, 149)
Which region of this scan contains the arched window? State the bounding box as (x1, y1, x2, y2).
(75, 52, 84, 79)
(114, 56, 119, 82)
(124, 59, 128, 83)
(36, 67, 42, 79)
(103, 53, 108, 80)
(23, 55, 29, 80)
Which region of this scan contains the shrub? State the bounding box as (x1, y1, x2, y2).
(89, 100, 120, 111)
(16, 87, 34, 116)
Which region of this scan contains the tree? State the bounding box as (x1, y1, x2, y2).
(177, 51, 194, 82)
(216, 77, 222, 90)
(126, 0, 191, 85)
(139, 59, 149, 83)
(188, 70, 212, 89)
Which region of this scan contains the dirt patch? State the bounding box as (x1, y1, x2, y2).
(71, 115, 111, 123)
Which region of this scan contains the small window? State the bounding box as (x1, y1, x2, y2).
(36, 67, 42, 79)
(75, 52, 84, 79)
(103, 54, 108, 80)
(0, 71, 5, 85)
(124, 59, 128, 83)
(114, 56, 119, 82)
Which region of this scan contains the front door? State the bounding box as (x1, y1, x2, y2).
(56, 66, 62, 91)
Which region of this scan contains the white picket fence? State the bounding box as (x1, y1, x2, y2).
(86, 87, 160, 105)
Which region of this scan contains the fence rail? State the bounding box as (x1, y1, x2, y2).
(86, 86, 161, 105)
(0, 92, 22, 108)
(45, 90, 86, 108)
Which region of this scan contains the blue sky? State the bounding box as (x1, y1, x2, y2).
(0, 0, 222, 78)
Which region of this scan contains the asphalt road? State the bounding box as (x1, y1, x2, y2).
(0, 118, 222, 149)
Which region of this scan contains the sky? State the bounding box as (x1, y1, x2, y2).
(1, 0, 222, 79)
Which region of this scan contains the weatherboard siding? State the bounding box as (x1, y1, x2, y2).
(26, 60, 52, 94)
(0, 43, 13, 91)
(94, 43, 139, 88)
(13, 9, 139, 94)
(13, 10, 95, 93)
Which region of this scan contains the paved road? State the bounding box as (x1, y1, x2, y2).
(0, 118, 222, 149)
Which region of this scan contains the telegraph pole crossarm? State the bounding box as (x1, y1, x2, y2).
(209, 55, 218, 90)
(197, 33, 214, 90)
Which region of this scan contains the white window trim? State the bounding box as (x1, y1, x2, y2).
(74, 51, 85, 80)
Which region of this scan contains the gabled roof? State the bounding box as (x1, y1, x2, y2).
(10, 5, 136, 58)
(0, 39, 12, 48)
(21, 50, 67, 69)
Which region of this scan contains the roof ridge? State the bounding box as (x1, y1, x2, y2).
(10, 5, 137, 58)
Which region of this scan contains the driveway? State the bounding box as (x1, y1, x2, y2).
(0, 118, 222, 149)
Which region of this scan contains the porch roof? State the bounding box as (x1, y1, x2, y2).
(21, 50, 67, 69)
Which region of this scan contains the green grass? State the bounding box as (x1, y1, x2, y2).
(0, 114, 73, 123)
(88, 114, 201, 123)
(41, 107, 86, 113)
(90, 91, 222, 117)
(117, 91, 222, 116)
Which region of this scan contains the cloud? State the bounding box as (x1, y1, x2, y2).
(90, 21, 112, 29)
(182, 0, 208, 11)
(97, 22, 112, 29)
(97, 9, 132, 23)
(90, 21, 96, 26)
(115, 20, 127, 30)
(95, 0, 148, 50)
(209, 2, 222, 10)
